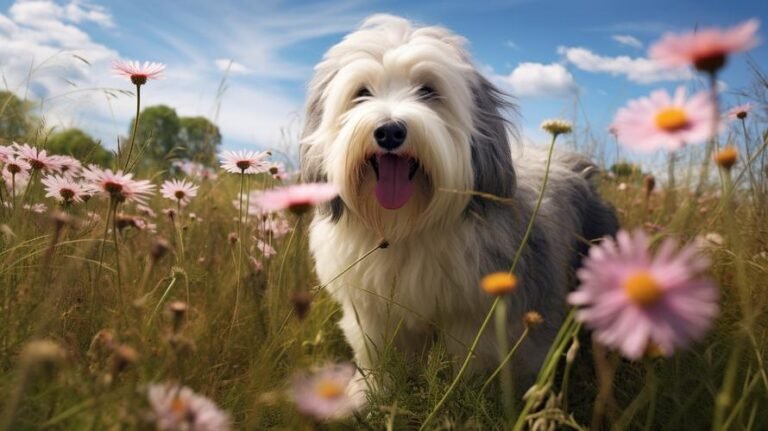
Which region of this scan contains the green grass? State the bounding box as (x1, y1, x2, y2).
(1, 88, 768, 431)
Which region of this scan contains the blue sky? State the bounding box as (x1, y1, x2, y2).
(1, 0, 766, 168)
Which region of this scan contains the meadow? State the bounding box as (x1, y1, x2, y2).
(1, 21, 768, 431)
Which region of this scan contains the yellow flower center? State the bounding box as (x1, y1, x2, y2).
(655, 108, 689, 132)
(316, 379, 344, 399)
(170, 397, 186, 414)
(624, 271, 663, 307)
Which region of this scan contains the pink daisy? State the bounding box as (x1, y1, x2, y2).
(219, 150, 271, 174)
(23, 203, 47, 213)
(173, 160, 218, 181)
(611, 87, 716, 152)
(41, 175, 93, 204)
(113, 60, 165, 86)
(649, 19, 760, 74)
(160, 179, 199, 206)
(50, 155, 83, 177)
(726, 103, 752, 120)
(2, 155, 31, 176)
(83, 166, 155, 204)
(568, 229, 719, 359)
(12, 142, 62, 173)
(291, 363, 365, 421)
(269, 162, 290, 181)
(249, 257, 263, 273)
(0, 145, 14, 163)
(254, 239, 277, 258)
(259, 217, 293, 239)
(250, 183, 339, 214)
(147, 383, 231, 431)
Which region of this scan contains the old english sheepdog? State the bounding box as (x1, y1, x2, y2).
(300, 15, 618, 390)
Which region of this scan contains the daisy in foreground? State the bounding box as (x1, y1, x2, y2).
(291, 362, 365, 421)
(147, 383, 231, 431)
(568, 229, 719, 360)
(83, 167, 155, 204)
(160, 179, 199, 207)
(250, 183, 339, 214)
(113, 60, 166, 86)
(649, 19, 760, 74)
(42, 175, 93, 204)
(220, 150, 271, 175)
(611, 86, 716, 152)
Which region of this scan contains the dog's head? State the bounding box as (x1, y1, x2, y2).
(301, 14, 516, 241)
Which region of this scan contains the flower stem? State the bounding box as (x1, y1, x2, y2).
(111, 201, 123, 306)
(231, 173, 245, 333)
(124, 84, 142, 171)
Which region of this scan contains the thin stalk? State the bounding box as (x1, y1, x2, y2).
(111, 203, 123, 306)
(495, 299, 516, 420)
(694, 72, 721, 196)
(230, 173, 246, 333)
(175, 199, 185, 264)
(124, 84, 141, 170)
(481, 326, 530, 392)
(93, 199, 114, 302)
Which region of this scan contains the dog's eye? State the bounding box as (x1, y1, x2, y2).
(354, 87, 372, 102)
(417, 85, 438, 101)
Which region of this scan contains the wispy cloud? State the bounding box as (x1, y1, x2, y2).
(0, 0, 373, 149)
(611, 34, 643, 49)
(557, 46, 691, 84)
(214, 59, 250, 75)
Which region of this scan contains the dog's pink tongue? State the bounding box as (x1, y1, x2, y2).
(375, 154, 414, 210)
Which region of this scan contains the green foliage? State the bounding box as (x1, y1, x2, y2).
(46, 128, 113, 167)
(610, 161, 642, 178)
(128, 106, 221, 168)
(0, 90, 34, 142)
(178, 116, 222, 164)
(128, 104, 181, 168)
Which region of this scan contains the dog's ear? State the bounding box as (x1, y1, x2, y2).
(300, 63, 337, 183)
(468, 74, 517, 214)
(300, 65, 345, 222)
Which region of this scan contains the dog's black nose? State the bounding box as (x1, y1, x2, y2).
(374, 122, 407, 151)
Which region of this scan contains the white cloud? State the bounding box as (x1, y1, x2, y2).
(10, 0, 113, 28)
(557, 46, 692, 84)
(611, 34, 642, 49)
(500, 62, 577, 97)
(214, 59, 250, 75)
(505, 40, 519, 50)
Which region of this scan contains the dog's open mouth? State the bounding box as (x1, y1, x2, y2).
(368, 154, 419, 210)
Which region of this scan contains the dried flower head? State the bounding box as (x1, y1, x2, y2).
(523, 311, 544, 328)
(540, 119, 573, 137)
(713, 146, 738, 170)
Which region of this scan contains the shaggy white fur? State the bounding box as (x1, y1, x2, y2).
(300, 14, 617, 393)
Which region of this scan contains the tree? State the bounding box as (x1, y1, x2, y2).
(128, 105, 181, 167)
(0, 91, 34, 142)
(178, 116, 222, 164)
(47, 128, 113, 167)
(610, 162, 642, 178)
